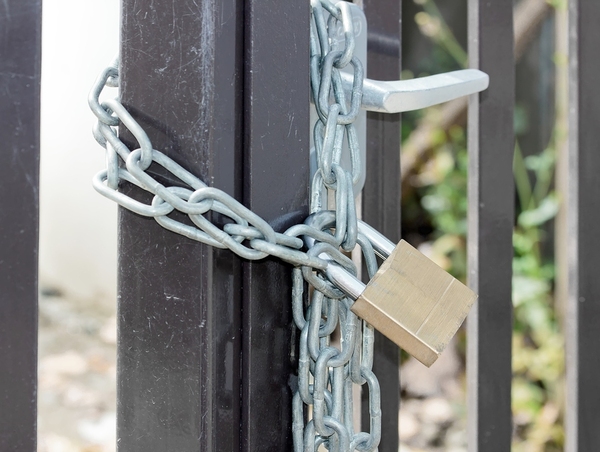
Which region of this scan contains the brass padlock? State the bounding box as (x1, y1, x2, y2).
(308, 214, 477, 367)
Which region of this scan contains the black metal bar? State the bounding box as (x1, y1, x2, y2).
(0, 1, 41, 450)
(117, 1, 244, 450)
(362, 1, 401, 450)
(466, 0, 514, 450)
(240, 1, 310, 450)
(566, 1, 600, 450)
(367, 32, 401, 58)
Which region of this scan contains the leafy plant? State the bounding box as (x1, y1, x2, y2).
(403, 1, 565, 450)
(512, 137, 564, 452)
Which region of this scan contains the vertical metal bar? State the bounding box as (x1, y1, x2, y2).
(241, 2, 310, 450)
(361, 1, 401, 449)
(466, 0, 514, 450)
(566, 1, 600, 450)
(117, 1, 244, 450)
(0, 1, 41, 449)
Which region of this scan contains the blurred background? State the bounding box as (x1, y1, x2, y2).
(37, 0, 566, 450)
(38, 0, 118, 450)
(398, 1, 566, 450)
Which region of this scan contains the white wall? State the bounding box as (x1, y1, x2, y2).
(40, 0, 120, 304)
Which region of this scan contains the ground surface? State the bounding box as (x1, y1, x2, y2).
(37, 290, 468, 452)
(38, 291, 117, 452)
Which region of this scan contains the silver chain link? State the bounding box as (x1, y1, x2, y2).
(88, 1, 382, 450)
(293, 2, 381, 451)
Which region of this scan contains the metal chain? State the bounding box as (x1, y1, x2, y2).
(293, 2, 380, 450)
(88, 1, 382, 450)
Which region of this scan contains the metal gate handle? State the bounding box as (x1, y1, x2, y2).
(341, 68, 489, 113)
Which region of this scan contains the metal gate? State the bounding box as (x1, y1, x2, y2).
(1, 0, 599, 450)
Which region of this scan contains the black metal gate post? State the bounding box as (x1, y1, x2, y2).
(117, 1, 308, 450)
(117, 1, 244, 450)
(241, 2, 309, 450)
(362, 1, 402, 449)
(467, 0, 514, 450)
(0, 1, 42, 450)
(566, 1, 600, 450)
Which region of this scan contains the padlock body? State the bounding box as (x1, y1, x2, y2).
(351, 240, 477, 367)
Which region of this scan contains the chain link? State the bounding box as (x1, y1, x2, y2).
(294, 3, 382, 450)
(88, 1, 382, 450)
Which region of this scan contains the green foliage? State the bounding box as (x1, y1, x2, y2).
(410, 124, 564, 451)
(416, 125, 468, 280)
(413, 0, 468, 68)
(546, 0, 567, 11)
(405, 1, 565, 449)
(511, 137, 564, 451)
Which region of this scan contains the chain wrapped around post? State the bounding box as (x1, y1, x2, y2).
(88, 1, 382, 450)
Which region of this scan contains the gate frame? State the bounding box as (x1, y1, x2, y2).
(0, 1, 42, 450)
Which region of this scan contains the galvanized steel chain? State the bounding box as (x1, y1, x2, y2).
(89, 66, 332, 271)
(291, 1, 381, 451)
(88, 1, 382, 450)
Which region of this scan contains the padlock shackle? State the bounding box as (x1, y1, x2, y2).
(325, 262, 365, 301)
(301, 211, 370, 300)
(355, 220, 395, 258)
(303, 211, 395, 259)
(301, 211, 398, 301)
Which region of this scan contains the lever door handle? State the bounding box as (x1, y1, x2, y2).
(341, 69, 489, 113)
(310, 0, 490, 195)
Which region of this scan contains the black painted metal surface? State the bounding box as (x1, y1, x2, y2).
(566, 1, 600, 450)
(118, 0, 308, 450)
(241, 2, 309, 450)
(118, 1, 244, 450)
(0, 0, 42, 449)
(466, 0, 514, 450)
(362, 0, 401, 449)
